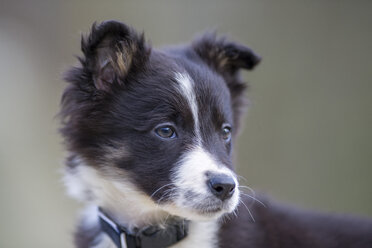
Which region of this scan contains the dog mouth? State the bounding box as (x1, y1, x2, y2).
(158, 189, 239, 221)
(178, 190, 238, 218)
(195, 205, 223, 215)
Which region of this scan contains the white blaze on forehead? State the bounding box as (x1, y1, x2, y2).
(175, 72, 201, 143)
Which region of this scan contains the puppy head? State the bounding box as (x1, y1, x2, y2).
(61, 21, 260, 223)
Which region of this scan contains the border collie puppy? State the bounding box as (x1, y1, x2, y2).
(61, 21, 372, 248)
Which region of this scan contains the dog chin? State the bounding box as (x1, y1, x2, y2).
(161, 198, 239, 221)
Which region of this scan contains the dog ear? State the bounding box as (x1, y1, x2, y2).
(192, 33, 261, 76)
(79, 20, 149, 92)
(193, 33, 261, 132)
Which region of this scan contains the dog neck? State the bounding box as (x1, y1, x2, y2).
(98, 206, 190, 248)
(65, 162, 219, 248)
(77, 205, 218, 248)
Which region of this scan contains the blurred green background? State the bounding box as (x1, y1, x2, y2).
(0, 0, 371, 247)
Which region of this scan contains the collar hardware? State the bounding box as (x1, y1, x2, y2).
(98, 207, 189, 248)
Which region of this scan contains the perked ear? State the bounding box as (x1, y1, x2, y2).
(80, 20, 149, 92)
(193, 33, 261, 133)
(192, 33, 261, 76)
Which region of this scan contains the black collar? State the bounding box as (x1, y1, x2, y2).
(98, 207, 189, 248)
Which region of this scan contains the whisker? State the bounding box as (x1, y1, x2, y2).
(162, 213, 171, 226)
(235, 205, 240, 216)
(240, 193, 266, 208)
(237, 175, 248, 183)
(220, 214, 229, 224)
(225, 213, 231, 221)
(239, 199, 255, 222)
(238, 185, 255, 195)
(238, 185, 262, 207)
(150, 183, 174, 199)
(156, 188, 175, 204)
(232, 208, 238, 218)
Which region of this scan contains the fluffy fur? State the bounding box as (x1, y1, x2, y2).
(61, 20, 372, 248)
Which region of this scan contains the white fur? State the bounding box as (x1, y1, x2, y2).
(175, 72, 201, 143)
(80, 206, 114, 248)
(91, 235, 116, 248)
(81, 206, 219, 248)
(63, 72, 240, 247)
(78, 206, 219, 248)
(170, 220, 219, 248)
(64, 158, 169, 229)
(63, 157, 220, 248)
(170, 146, 240, 220)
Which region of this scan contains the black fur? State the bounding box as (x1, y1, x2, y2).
(61, 20, 254, 200)
(61, 20, 372, 248)
(219, 199, 372, 248)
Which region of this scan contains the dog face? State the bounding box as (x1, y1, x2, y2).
(61, 21, 260, 222)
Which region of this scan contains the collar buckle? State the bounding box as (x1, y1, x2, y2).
(98, 207, 189, 248)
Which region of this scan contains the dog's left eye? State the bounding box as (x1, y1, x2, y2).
(222, 125, 232, 142)
(155, 125, 177, 139)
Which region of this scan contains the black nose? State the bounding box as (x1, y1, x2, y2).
(207, 174, 236, 201)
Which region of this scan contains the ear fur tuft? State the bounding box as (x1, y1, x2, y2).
(79, 20, 149, 92)
(192, 32, 261, 132)
(192, 32, 261, 75)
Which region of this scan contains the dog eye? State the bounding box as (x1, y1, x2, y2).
(155, 125, 177, 139)
(222, 125, 232, 142)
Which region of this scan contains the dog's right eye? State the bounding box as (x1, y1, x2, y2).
(155, 125, 177, 139)
(222, 124, 232, 142)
